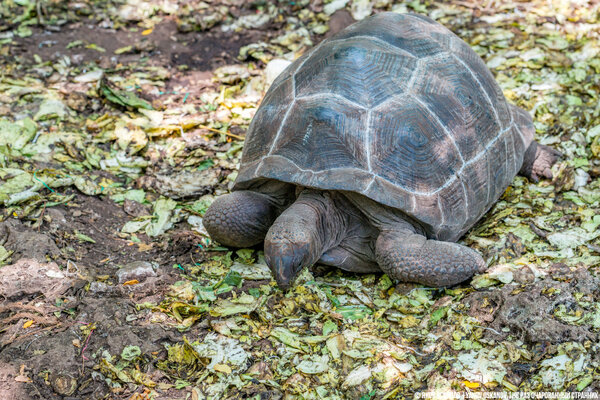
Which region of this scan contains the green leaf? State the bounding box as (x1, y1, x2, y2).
(75, 231, 96, 243)
(248, 288, 261, 298)
(174, 380, 192, 389)
(197, 159, 215, 171)
(0, 118, 37, 153)
(34, 98, 69, 121)
(221, 270, 242, 287)
(296, 354, 329, 374)
(121, 345, 141, 361)
(270, 327, 308, 352)
(322, 320, 338, 335)
(566, 95, 583, 106)
(0, 245, 13, 266)
(66, 40, 84, 49)
(360, 390, 378, 400)
(195, 285, 217, 302)
(111, 189, 146, 203)
(98, 78, 153, 110)
(235, 248, 255, 264)
(121, 219, 150, 234)
(114, 45, 133, 55)
(210, 293, 259, 317)
(577, 375, 593, 391)
(85, 43, 106, 52)
(336, 305, 373, 321)
(146, 197, 178, 237)
(536, 36, 570, 50)
(187, 195, 214, 216)
(377, 274, 393, 291)
(230, 261, 271, 280)
(430, 306, 449, 326)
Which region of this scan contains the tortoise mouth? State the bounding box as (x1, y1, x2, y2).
(264, 241, 310, 290)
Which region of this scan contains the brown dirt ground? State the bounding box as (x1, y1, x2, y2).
(0, 9, 357, 399)
(1, 15, 260, 400)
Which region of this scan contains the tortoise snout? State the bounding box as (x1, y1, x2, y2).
(265, 239, 311, 290)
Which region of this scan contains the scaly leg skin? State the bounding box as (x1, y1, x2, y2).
(203, 190, 281, 247)
(519, 141, 562, 183)
(204, 181, 295, 247)
(375, 230, 486, 287)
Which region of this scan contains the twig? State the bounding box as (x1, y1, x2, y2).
(473, 324, 502, 336)
(528, 221, 547, 238)
(1, 312, 58, 326)
(80, 325, 95, 362)
(2, 324, 59, 347)
(396, 343, 426, 356)
(198, 124, 245, 141)
(0, 304, 52, 313)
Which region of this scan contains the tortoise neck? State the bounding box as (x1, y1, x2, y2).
(264, 189, 349, 288)
(342, 192, 423, 235)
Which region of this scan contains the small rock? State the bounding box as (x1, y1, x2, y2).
(0, 258, 71, 300)
(50, 373, 77, 396)
(324, 0, 349, 15)
(45, 208, 68, 227)
(116, 261, 157, 284)
(89, 281, 111, 294)
(327, 10, 355, 37)
(264, 59, 292, 86)
(0, 219, 60, 262)
(246, 361, 274, 381)
(513, 265, 535, 284)
(123, 199, 150, 217)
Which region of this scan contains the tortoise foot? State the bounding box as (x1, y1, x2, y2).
(203, 191, 279, 248)
(375, 231, 485, 287)
(520, 141, 562, 182)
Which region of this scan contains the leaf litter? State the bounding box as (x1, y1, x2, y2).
(0, 0, 599, 398)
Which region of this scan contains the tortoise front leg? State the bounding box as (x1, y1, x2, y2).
(203, 182, 295, 248)
(519, 141, 562, 182)
(203, 191, 279, 247)
(375, 230, 485, 287)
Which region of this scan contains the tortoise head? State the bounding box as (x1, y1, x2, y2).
(264, 214, 321, 290)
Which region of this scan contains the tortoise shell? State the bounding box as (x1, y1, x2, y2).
(234, 12, 534, 241)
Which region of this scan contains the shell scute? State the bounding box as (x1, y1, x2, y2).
(241, 76, 294, 165)
(270, 96, 369, 172)
(369, 98, 462, 193)
(295, 37, 417, 109)
(414, 54, 501, 160)
(333, 12, 445, 58)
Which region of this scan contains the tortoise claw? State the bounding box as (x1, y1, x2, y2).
(532, 144, 561, 181)
(520, 142, 561, 182)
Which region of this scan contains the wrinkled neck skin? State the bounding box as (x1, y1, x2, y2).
(264, 189, 350, 289)
(242, 179, 297, 211)
(343, 192, 423, 235)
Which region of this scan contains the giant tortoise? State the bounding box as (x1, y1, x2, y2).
(203, 12, 561, 289)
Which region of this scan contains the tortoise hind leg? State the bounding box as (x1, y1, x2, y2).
(203, 182, 294, 248)
(375, 230, 485, 287)
(519, 141, 562, 182)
